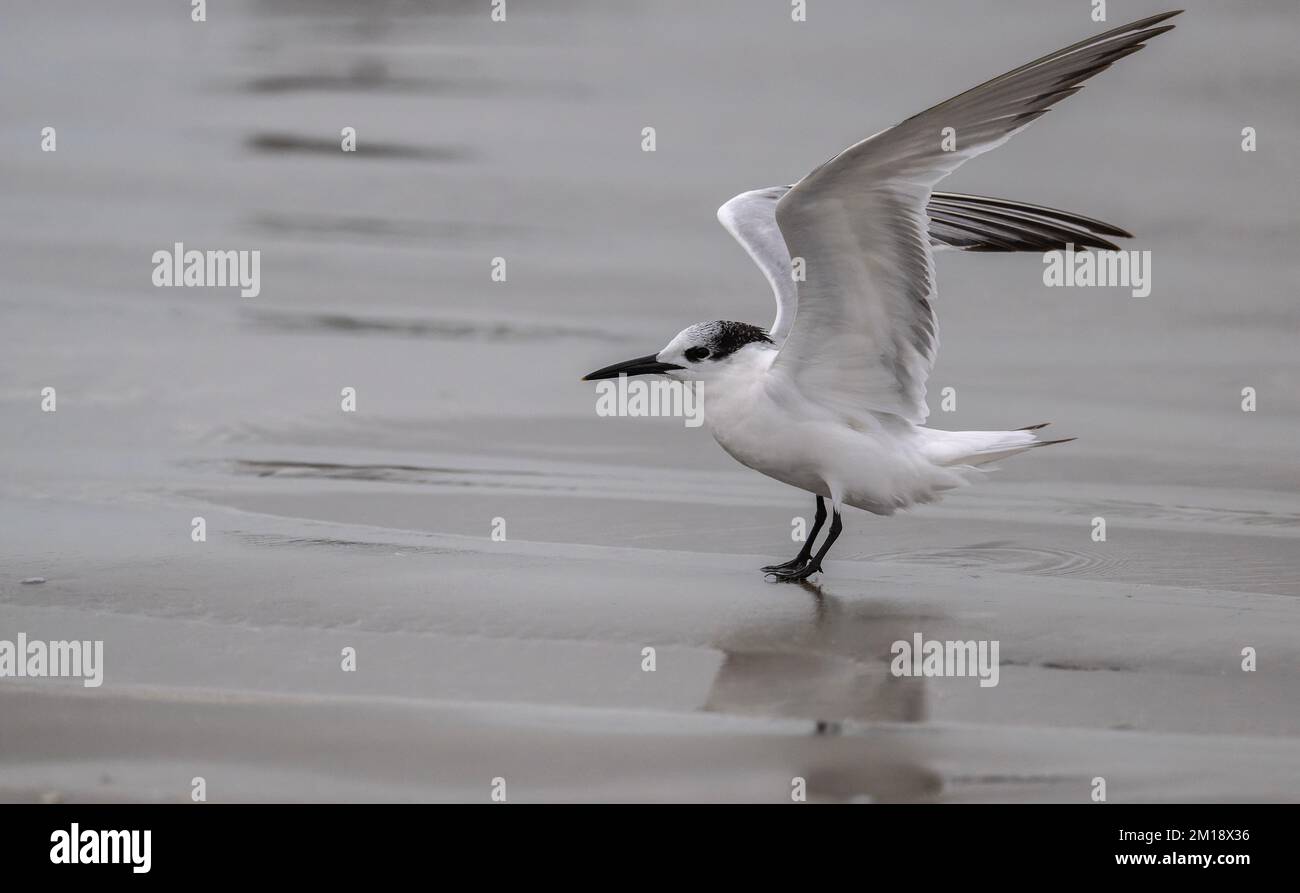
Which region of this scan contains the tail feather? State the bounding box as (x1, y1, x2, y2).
(922, 425, 1075, 467)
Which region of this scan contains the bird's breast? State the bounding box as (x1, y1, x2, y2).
(703, 373, 830, 494)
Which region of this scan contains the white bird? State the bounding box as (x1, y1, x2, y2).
(584, 11, 1180, 581)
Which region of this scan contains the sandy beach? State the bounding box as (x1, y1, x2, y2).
(1, 0, 1298, 802)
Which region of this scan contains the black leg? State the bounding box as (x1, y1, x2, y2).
(768, 509, 841, 583)
(762, 497, 826, 573)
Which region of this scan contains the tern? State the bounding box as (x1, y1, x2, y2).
(584, 12, 1180, 582)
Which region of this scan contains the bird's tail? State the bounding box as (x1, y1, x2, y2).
(921, 423, 1075, 468)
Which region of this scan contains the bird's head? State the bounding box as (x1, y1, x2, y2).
(582, 321, 775, 383)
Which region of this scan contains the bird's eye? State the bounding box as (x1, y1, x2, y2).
(685, 347, 710, 362)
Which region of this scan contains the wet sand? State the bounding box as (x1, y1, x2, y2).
(1, 0, 1298, 801)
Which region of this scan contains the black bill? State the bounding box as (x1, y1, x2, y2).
(581, 353, 684, 381)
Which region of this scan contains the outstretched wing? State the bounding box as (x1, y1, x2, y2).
(769, 11, 1178, 423)
(717, 187, 799, 345)
(719, 188, 1132, 346)
(924, 192, 1131, 252)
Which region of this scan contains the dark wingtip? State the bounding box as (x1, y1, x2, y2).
(1139, 24, 1180, 42)
(1075, 234, 1123, 251)
(1131, 10, 1184, 30)
(1018, 422, 1051, 431)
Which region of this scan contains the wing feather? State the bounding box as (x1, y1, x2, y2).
(716, 187, 797, 344)
(770, 11, 1179, 422)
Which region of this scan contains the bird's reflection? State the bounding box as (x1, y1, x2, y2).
(703, 582, 943, 726)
